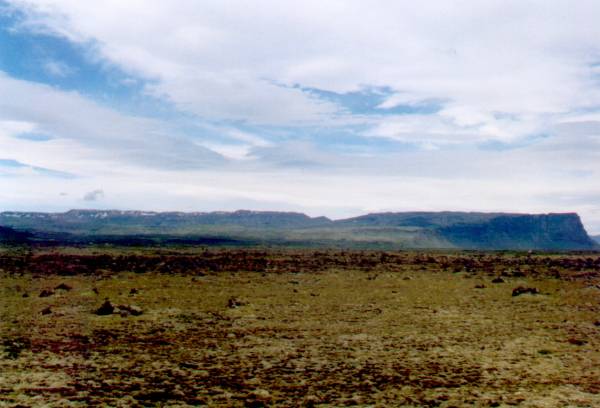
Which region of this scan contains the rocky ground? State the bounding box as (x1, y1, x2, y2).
(0, 248, 599, 407)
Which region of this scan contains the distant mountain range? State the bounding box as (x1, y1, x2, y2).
(0, 210, 598, 250)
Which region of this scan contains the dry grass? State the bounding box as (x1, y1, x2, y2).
(0, 249, 599, 407)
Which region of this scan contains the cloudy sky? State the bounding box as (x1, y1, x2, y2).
(1, 1, 600, 233)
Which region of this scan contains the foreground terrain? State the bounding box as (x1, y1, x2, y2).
(0, 248, 599, 407)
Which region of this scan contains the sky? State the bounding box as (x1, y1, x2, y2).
(0, 1, 600, 233)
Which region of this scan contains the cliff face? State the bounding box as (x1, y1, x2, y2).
(438, 213, 598, 250)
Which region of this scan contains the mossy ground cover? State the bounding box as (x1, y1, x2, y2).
(0, 249, 599, 407)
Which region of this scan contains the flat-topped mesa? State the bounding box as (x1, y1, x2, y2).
(333, 211, 597, 250)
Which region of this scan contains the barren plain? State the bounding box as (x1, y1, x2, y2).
(0, 248, 599, 407)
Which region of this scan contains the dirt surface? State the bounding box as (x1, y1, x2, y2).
(1, 248, 599, 407)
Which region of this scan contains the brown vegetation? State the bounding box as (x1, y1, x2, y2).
(1, 248, 599, 406)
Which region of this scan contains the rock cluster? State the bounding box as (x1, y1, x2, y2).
(95, 299, 143, 316)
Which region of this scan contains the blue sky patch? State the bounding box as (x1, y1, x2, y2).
(0, 6, 158, 115)
(14, 132, 53, 141)
(0, 157, 75, 178)
(300, 86, 442, 116)
(0, 158, 23, 167)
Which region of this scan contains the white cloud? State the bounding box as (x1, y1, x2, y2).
(6, 0, 600, 140)
(0, 72, 224, 172)
(83, 189, 103, 201)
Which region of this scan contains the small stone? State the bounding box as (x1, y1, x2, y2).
(475, 284, 486, 289)
(568, 337, 587, 346)
(227, 297, 247, 308)
(128, 305, 143, 316)
(95, 299, 115, 315)
(39, 289, 54, 298)
(491, 277, 505, 283)
(512, 286, 539, 297)
(251, 389, 271, 400)
(54, 283, 73, 291)
(41, 306, 52, 315)
(116, 304, 143, 316)
(303, 395, 320, 407)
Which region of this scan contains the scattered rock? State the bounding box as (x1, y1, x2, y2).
(39, 289, 54, 298)
(3, 337, 30, 359)
(249, 389, 271, 401)
(41, 306, 52, 315)
(54, 283, 72, 291)
(92, 287, 99, 295)
(594, 320, 600, 327)
(22, 292, 29, 298)
(95, 299, 115, 315)
(117, 304, 143, 316)
(129, 288, 139, 295)
(512, 286, 539, 297)
(303, 395, 320, 407)
(475, 284, 486, 289)
(94, 299, 143, 317)
(491, 277, 505, 283)
(568, 337, 588, 346)
(227, 297, 247, 308)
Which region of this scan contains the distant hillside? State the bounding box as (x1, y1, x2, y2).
(593, 235, 600, 244)
(0, 210, 597, 250)
(0, 209, 331, 234)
